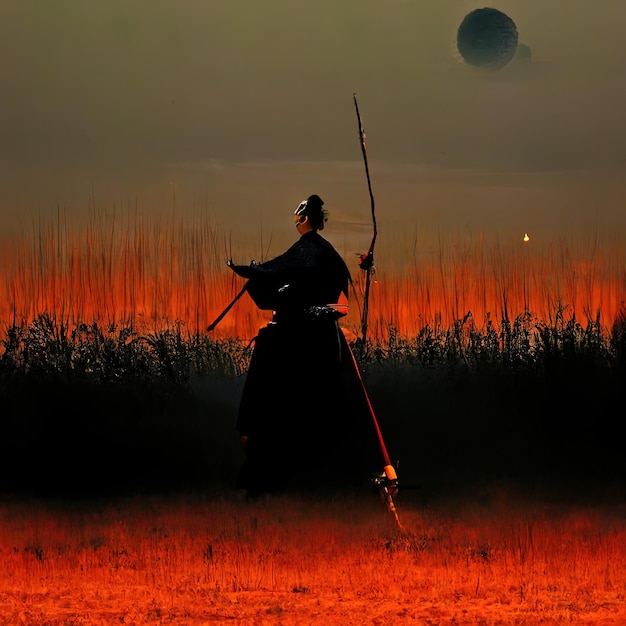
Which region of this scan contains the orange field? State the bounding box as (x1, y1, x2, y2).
(2, 208, 625, 625)
(1, 489, 625, 625)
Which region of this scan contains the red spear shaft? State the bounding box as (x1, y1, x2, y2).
(345, 340, 404, 531)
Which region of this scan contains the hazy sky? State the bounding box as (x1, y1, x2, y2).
(2, 0, 626, 251)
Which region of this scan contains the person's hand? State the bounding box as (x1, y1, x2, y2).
(240, 435, 249, 449)
(227, 259, 254, 278)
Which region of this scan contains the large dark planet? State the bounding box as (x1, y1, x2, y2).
(456, 8, 519, 70)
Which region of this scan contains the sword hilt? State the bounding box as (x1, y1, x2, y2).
(372, 464, 399, 497)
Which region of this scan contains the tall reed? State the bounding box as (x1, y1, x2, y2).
(1, 207, 624, 343)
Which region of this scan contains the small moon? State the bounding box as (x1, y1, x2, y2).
(456, 8, 519, 71)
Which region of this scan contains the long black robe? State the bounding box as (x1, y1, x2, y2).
(234, 231, 382, 495)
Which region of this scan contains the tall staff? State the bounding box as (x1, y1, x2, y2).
(353, 93, 378, 347)
(352, 94, 406, 532)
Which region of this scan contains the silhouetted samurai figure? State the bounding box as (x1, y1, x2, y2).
(228, 194, 379, 497)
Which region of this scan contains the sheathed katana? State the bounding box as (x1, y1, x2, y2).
(206, 281, 249, 332)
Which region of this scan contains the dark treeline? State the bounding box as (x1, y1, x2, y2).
(1, 311, 625, 500)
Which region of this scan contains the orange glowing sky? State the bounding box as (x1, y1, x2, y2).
(1, 0, 625, 265)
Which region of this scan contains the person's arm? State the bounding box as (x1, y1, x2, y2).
(227, 259, 256, 279)
(227, 259, 284, 280)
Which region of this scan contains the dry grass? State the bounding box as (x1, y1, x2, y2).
(0, 490, 625, 625)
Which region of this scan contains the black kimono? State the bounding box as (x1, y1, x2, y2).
(233, 231, 381, 496)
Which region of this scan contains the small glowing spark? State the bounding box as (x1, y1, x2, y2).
(523, 233, 530, 242)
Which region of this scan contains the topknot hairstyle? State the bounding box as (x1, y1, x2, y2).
(294, 194, 328, 230)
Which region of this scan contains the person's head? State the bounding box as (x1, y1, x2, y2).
(294, 194, 328, 233)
